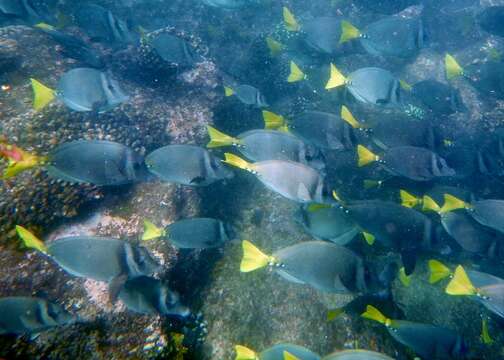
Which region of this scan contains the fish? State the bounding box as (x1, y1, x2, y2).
(445, 265, 504, 319)
(143, 32, 200, 69)
(294, 204, 359, 245)
(223, 153, 331, 204)
(0, 297, 76, 335)
(412, 79, 466, 116)
(224, 85, 268, 108)
(118, 276, 190, 317)
(31, 68, 129, 112)
(75, 4, 135, 44)
(0, 0, 48, 23)
(362, 305, 467, 359)
(206, 126, 317, 164)
(477, 129, 504, 176)
(240, 240, 367, 294)
(357, 145, 455, 181)
(142, 218, 232, 248)
(351, 0, 420, 15)
(17, 226, 160, 287)
(145, 145, 234, 186)
(34, 23, 104, 68)
(326, 65, 403, 107)
(202, 0, 259, 9)
(322, 349, 394, 360)
(340, 17, 426, 58)
(235, 343, 320, 360)
(477, 6, 504, 37)
(283, 6, 300, 32)
(301, 17, 351, 55)
(262, 108, 358, 151)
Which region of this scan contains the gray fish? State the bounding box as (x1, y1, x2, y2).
(467, 270, 504, 319)
(148, 33, 199, 68)
(294, 204, 359, 245)
(235, 343, 321, 360)
(118, 276, 190, 317)
(0, 297, 76, 335)
(145, 145, 234, 186)
(225, 84, 268, 107)
(323, 350, 394, 360)
(47, 236, 159, 282)
(44, 140, 146, 186)
(224, 153, 331, 204)
(358, 145, 455, 181)
(477, 6, 504, 37)
(412, 80, 466, 116)
(302, 17, 347, 55)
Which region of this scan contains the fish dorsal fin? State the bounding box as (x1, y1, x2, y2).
(361, 305, 392, 327)
(30, 78, 55, 111)
(400, 190, 421, 208)
(446, 265, 477, 295)
(142, 220, 166, 241)
(224, 86, 235, 97)
(327, 307, 345, 321)
(283, 6, 300, 32)
(206, 125, 241, 148)
(428, 259, 452, 284)
(362, 232, 375, 245)
(16, 225, 48, 254)
(235, 345, 258, 360)
(223, 153, 255, 172)
(240, 240, 275, 272)
(341, 105, 364, 129)
(287, 61, 306, 83)
(262, 110, 287, 130)
(481, 318, 493, 344)
(440, 194, 470, 213)
(283, 351, 300, 360)
(422, 195, 441, 213)
(399, 267, 411, 287)
(325, 63, 347, 90)
(340, 20, 361, 44)
(357, 145, 379, 167)
(445, 54, 464, 80)
(266, 36, 284, 56)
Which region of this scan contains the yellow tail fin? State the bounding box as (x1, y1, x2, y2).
(266, 36, 284, 56)
(440, 194, 470, 214)
(287, 61, 306, 83)
(262, 110, 287, 130)
(445, 265, 477, 296)
(357, 145, 379, 167)
(283, 6, 300, 32)
(399, 267, 411, 287)
(422, 195, 441, 213)
(362, 232, 375, 246)
(339, 20, 361, 44)
(325, 63, 347, 90)
(428, 259, 451, 284)
(31, 78, 55, 111)
(34, 22, 56, 31)
(445, 54, 464, 80)
(223, 153, 254, 172)
(235, 345, 258, 360)
(306, 203, 332, 212)
(284, 351, 300, 360)
(400, 190, 421, 208)
(341, 105, 364, 129)
(0, 143, 45, 179)
(16, 225, 48, 254)
(224, 86, 235, 97)
(399, 79, 412, 91)
(361, 305, 392, 326)
(240, 240, 275, 272)
(332, 190, 342, 202)
(142, 220, 166, 241)
(327, 307, 345, 321)
(207, 125, 240, 148)
(481, 318, 493, 345)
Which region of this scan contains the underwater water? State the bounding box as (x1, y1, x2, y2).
(2, 0, 504, 359)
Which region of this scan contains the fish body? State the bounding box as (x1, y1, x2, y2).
(146, 145, 234, 186)
(302, 17, 347, 55)
(412, 79, 466, 116)
(469, 199, 504, 234)
(347, 68, 402, 107)
(202, 0, 258, 9)
(467, 270, 504, 319)
(149, 33, 199, 68)
(0, 297, 76, 335)
(235, 343, 321, 360)
(165, 218, 231, 248)
(477, 6, 504, 37)
(322, 349, 394, 360)
(227, 84, 268, 107)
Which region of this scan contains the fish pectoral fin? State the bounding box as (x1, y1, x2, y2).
(189, 176, 206, 184)
(297, 183, 311, 201)
(108, 274, 129, 304)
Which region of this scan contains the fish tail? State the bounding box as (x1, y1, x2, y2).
(16, 225, 48, 254)
(30, 78, 55, 111)
(142, 220, 165, 241)
(341, 105, 365, 129)
(421, 195, 441, 213)
(445, 54, 464, 80)
(266, 36, 284, 57)
(283, 6, 300, 32)
(446, 265, 477, 296)
(262, 110, 287, 130)
(0, 142, 45, 179)
(481, 318, 494, 344)
(357, 145, 379, 167)
(240, 240, 274, 272)
(235, 345, 258, 360)
(287, 61, 306, 83)
(361, 305, 391, 326)
(223, 153, 254, 172)
(440, 194, 470, 213)
(325, 63, 347, 90)
(400, 190, 421, 208)
(206, 125, 240, 148)
(399, 79, 412, 91)
(362, 231, 375, 246)
(224, 86, 235, 97)
(398, 267, 411, 287)
(428, 259, 452, 284)
(283, 351, 300, 360)
(339, 20, 361, 44)
(327, 307, 345, 321)
(34, 22, 56, 31)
